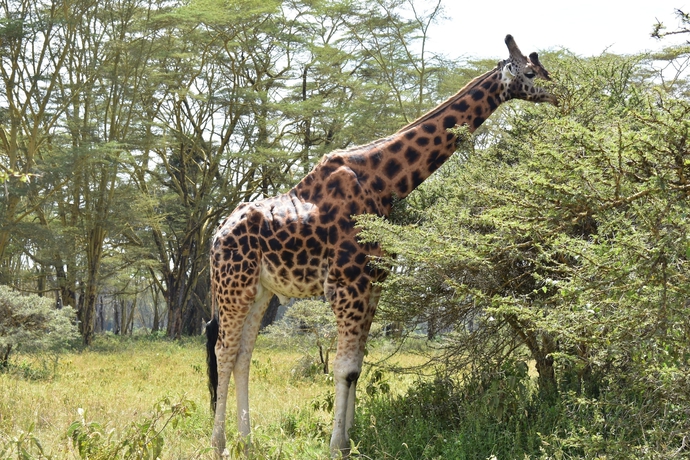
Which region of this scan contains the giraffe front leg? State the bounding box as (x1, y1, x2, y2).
(330, 352, 362, 457)
(329, 284, 381, 457)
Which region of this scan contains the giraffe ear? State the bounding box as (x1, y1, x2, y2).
(504, 62, 516, 78)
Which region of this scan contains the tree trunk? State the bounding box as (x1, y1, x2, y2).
(151, 284, 160, 333)
(507, 315, 558, 398)
(113, 299, 121, 335)
(79, 284, 98, 345)
(182, 299, 203, 335)
(120, 299, 127, 334)
(534, 353, 557, 398)
(427, 307, 438, 340)
(78, 226, 106, 345)
(166, 270, 185, 339)
(182, 272, 208, 335)
(95, 296, 106, 333)
(36, 266, 46, 297)
(127, 301, 133, 334)
(0, 197, 19, 266)
(125, 296, 136, 335)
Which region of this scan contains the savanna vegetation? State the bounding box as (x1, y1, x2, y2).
(0, 333, 428, 459)
(2, 0, 690, 458)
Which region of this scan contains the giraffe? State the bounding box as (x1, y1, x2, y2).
(206, 34, 557, 457)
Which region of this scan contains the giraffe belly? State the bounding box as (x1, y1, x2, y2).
(259, 258, 326, 303)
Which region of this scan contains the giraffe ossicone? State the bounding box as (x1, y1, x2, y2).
(206, 34, 556, 458)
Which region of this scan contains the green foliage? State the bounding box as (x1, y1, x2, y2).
(66, 398, 195, 460)
(0, 424, 50, 460)
(359, 49, 690, 457)
(0, 285, 78, 368)
(265, 299, 337, 376)
(354, 361, 555, 459)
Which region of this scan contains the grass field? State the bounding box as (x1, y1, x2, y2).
(0, 334, 428, 459)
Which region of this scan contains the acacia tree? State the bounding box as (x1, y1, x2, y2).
(57, 0, 166, 344)
(1, 0, 174, 342)
(1, 0, 461, 341)
(360, 49, 690, 455)
(0, 0, 86, 282)
(132, 0, 300, 337)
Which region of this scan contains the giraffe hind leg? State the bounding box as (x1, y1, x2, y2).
(233, 285, 273, 440)
(329, 285, 380, 457)
(211, 320, 242, 456)
(210, 277, 271, 457)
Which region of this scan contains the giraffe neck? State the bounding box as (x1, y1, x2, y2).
(294, 66, 509, 217)
(373, 66, 507, 201)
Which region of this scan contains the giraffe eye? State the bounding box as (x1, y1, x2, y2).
(524, 71, 536, 79)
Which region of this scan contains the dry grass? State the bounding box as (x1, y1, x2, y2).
(0, 334, 428, 459)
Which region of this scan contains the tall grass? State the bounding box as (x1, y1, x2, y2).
(353, 362, 561, 460)
(0, 334, 427, 459)
(1, 334, 211, 458)
(4, 334, 684, 459)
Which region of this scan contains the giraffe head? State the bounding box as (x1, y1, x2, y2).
(498, 34, 558, 106)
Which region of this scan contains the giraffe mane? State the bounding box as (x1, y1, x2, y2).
(319, 65, 498, 160)
(395, 66, 498, 133)
(320, 65, 499, 160)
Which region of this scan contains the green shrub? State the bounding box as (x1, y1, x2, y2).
(66, 397, 195, 460)
(0, 285, 78, 370)
(354, 361, 559, 459)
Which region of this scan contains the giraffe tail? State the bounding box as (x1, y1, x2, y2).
(205, 315, 219, 414)
(206, 272, 219, 414)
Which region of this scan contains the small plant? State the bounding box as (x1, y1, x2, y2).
(0, 424, 51, 459)
(311, 389, 335, 414)
(6, 355, 60, 381)
(66, 397, 195, 460)
(363, 369, 391, 400)
(265, 299, 337, 376)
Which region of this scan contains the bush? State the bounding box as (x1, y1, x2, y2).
(0, 397, 195, 460)
(0, 285, 78, 369)
(264, 299, 337, 376)
(354, 362, 560, 460)
(67, 398, 195, 460)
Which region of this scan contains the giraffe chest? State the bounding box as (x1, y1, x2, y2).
(257, 219, 330, 302)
